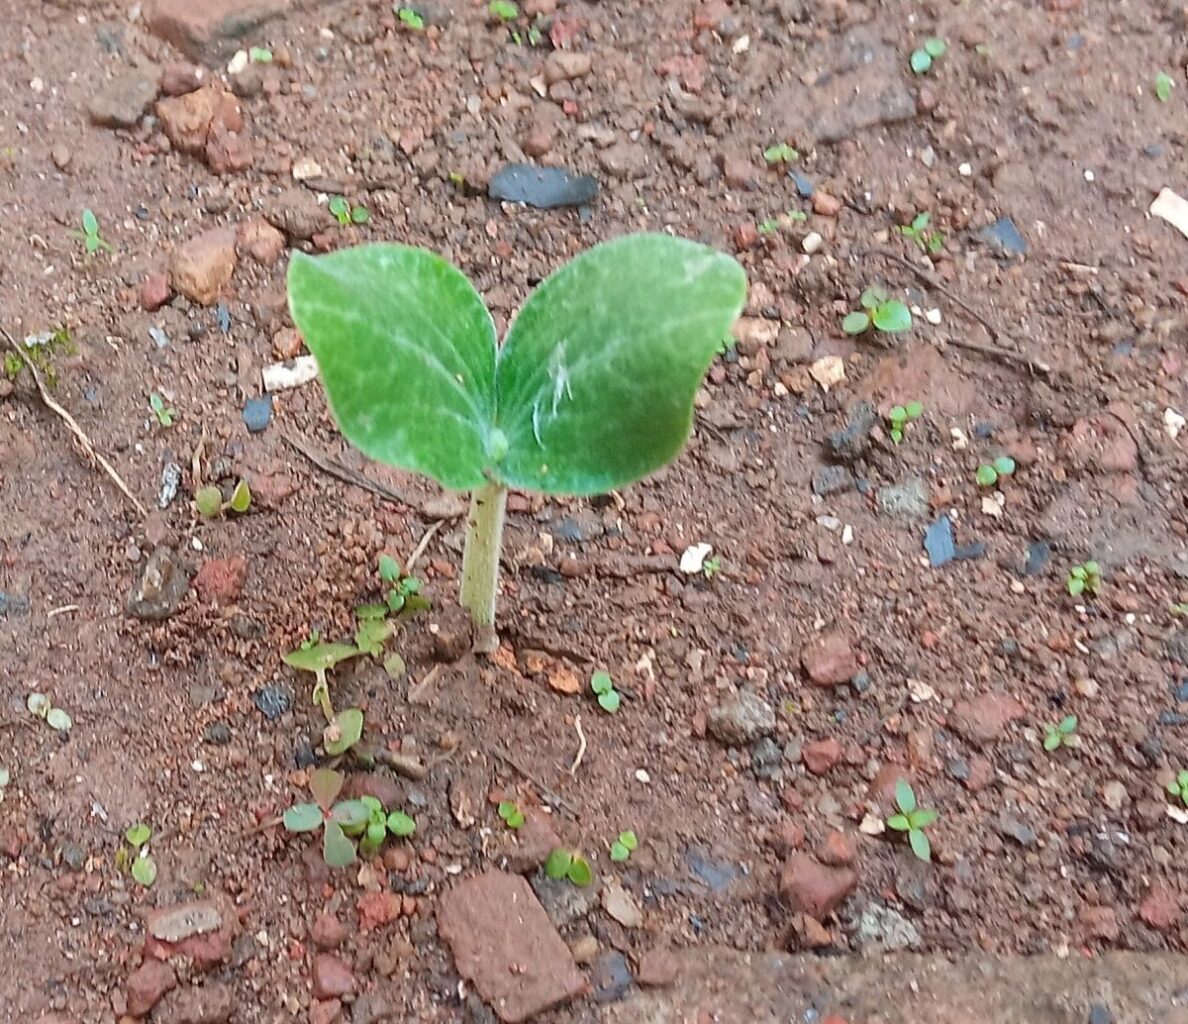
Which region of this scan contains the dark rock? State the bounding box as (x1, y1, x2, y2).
(1167, 630, 1188, 665)
(685, 845, 741, 893)
(489, 164, 598, 209)
(203, 722, 231, 745)
(61, 842, 86, 871)
(1024, 540, 1052, 576)
(590, 952, 633, 1003)
(924, 518, 986, 567)
(751, 736, 783, 778)
(812, 464, 853, 497)
(706, 690, 775, 745)
(127, 547, 190, 619)
(996, 815, 1038, 847)
(242, 396, 272, 433)
(977, 217, 1028, 257)
(826, 401, 877, 460)
(253, 683, 293, 720)
(0, 591, 31, 617)
(1088, 1006, 1113, 1024)
(789, 171, 814, 197)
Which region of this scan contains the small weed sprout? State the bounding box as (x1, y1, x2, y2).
(249, 46, 273, 63)
(899, 212, 944, 255)
(396, 6, 425, 29)
(323, 706, 365, 756)
(149, 392, 175, 427)
(886, 779, 938, 862)
(2, 327, 74, 387)
(118, 823, 158, 887)
(378, 554, 429, 615)
(702, 555, 722, 579)
(283, 768, 359, 868)
(328, 196, 371, 227)
(842, 286, 912, 335)
(910, 37, 946, 75)
(975, 455, 1016, 487)
(762, 142, 798, 166)
(27, 692, 72, 732)
(1043, 714, 1078, 752)
(284, 641, 361, 720)
(1166, 769, 1188, 807)
(888, 401, 923, 443)
(498, 801, 525, 829)
(488, 0, 518, 22)
(591, 670, 621, 713)
(75, 209, 112, 256)
(609, 830, 638, 862)
(1154, 71, 1174, 103)
(195, 479, 252, 518)
(1066, 561, 1102, 598)
(545, 847, 593, 886)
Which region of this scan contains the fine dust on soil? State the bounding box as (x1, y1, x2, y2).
(1, 0, 1187, 1021)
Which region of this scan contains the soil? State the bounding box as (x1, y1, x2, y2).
(1, 0, 1187, 1021)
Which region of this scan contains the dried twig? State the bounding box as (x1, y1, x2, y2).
(407, 663, 444, 705)
(2, 326, 147, 516)
(861, 248, 1052, 375)
(404, 520, 445, 575)
(373, 747, 429, 781)
(568, 715, 587, 777)
(283, 431, 421, 507)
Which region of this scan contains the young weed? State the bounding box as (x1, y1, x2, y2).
(4, 327, 75, 388)
(328, 196, 371, 227)
(762, 142, 798, 167)
(1042, 714, 1078, 752)
(842, 287, 912, 336)
(498, 801, 525, 829)
(886, 779, 938, 862)
(149, 392, 176, 428)
(975, 455, 1016, 487)
(609, 830, 638, 862)
(910, 37, 946, 75)
(488, 0, 518, 22)
(591, 670, 621, 714)
(545, 847, 593, 886)
(249, 46, 273, 63)
(1066, 561, 1102, 598)
(195, 479, 252, 518)
(396, 6, 425, 29)
(378, 554, 429, 616)
(75, 209, 112, 256)
(888, 401, 923, 443)
(899, 212, 944, 255)
(1154, 71, 1174, 103)
(1167, 769, 1188, 807)
(117, 823, 158, 887)
(702, 555, 722, 579)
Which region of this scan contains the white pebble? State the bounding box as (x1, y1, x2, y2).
(227, 50, 249, 75)
(1084, 169, 1095, 182)
(925, 308, 942, 325)
(958, 162, 972, 176)
(634, 769, 651, 784)
(801, 231, 824, 254)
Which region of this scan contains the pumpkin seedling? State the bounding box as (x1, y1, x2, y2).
(886, 779, 938, 862)
(282, 768, 368, 868)
(396, 6, 424, 29)
(1043, 714, 1078, 752)
(116, 823, 158, 887)
(287, 234, 746, 644)
(378, 554, 429, 616)
(910, 37, 946, 75)
(328, 195, 371, 227)
(888, 400, 923, 443)
(1167, 769, 1188, 807)
(195, 479, 252, 518)
(591, 671, 621, 713)
(498, 800, 525, 829)
(488, 0, 518, 21)
(545, 847, 593, 886)
(899, 212, 944, 255)
(609, 830, 638, 862)
(27, 692, 72, 733)
(284, 641, 361, 720)
(763, 142, 798, 166)
(149, 392, 175, 427)
(1066, 560, 1102, 598)
(74, 208, 112, 255)
(1154, 71, 1174, 103)
(975, 455, 1016, 487)
(842, 286, 912, 335)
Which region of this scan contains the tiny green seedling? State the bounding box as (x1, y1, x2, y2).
(609, 830, 638, 862)
(75, 209, 112, 256)
(26, 692, 72, 733)
(702, 555, 722, 579)
(888, 401, 923, 443)
(378, 554, 429, 616)
(591, 671, 621, 713)
(1066, 560, 1102, 598)
(288, 234, 746, 640)
(283, 768, 361, 868)
(899, 212, 944, 256)
(117, 823, 158, 887)
(1166, 770, 1188, 807)
(498, 800, 525, 829)
(3, 326, 74, 387)
(195, 479, 252, 518)
(149, 392, 175, 428)
(545, 847, 593, 886)
(396, 6, 425, 29)
(339, 795, 416, 859)
(323, 706, 365, 756)
(763, 142, 798, 166)
(886, 779, 938, 862)
(284, 641, 361, 720)
(489, 0, 518, 21)
(975, 455, 1016, 487)
(842, 286, 912, 335)
(1154, 71, 1174, 103)
(1043, 714, 1078, 752)
(353, 605, 396, 657)
(249, 46, 273, 63)
(1172, 603, 1188, 617)
(328, 196, 371, 227)
(910, 37, 946, 75)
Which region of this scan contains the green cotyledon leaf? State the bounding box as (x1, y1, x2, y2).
(288, 245, 499, 491)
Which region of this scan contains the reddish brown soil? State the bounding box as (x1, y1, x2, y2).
(1, 0, 1187, 1021)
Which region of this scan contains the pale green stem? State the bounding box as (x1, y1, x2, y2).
(460, 482, 508, 642)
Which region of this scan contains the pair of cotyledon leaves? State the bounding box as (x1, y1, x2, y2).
(288, 234, 747, 496)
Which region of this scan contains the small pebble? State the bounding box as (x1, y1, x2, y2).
(254, 684, 294, 721)
(243, 395, 273, 433)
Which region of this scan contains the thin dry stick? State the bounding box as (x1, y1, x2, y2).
(283, 431, 421, 508)
(2, 326, 147, 516)
(861, 248, 1052, 375)
(404, 520, 445, 575)
(568, 714, 587, 777)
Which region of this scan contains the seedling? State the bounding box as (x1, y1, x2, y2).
(899, 212, 944, 255)
(591, 671, 621, 713)
(886, 779, 938, 862)
(396, 6, 424, 29)
(195, 479, 252, 518)
(116, 823, 158, 887)
(609, 830, 638, 862)
(1167, 769, 1188, 807)
(498, 800, 525, 829)
(910, 37, 946, 75)
(888, 401, 923, 443)
(489, 0, 518, 21)
(328, 196, 371, 227)
(1066, 560, 1102, 598)
(757, 210, 807, 236)
(378, 554, 429, 615)
(287, 234, 746, 641)
(149, 392, 175, 427)
(545, 847, 593, 886)
(702, 555, 722, 579)
(249, 46, 273, 63)
(283, 768, 365, 868)
(323, 706, 365, 756)
(1043, 714, 1078, 752)
(2, 326, 74, 387)
(763, 142, 798, 166)
(27, 692, 72, 733)
(74, 208, 112, 255)
(974, 455, 1016, 487)
(841, 286, 912, 335)
(339, 795, 416, 858)
(353, 605, 395, 657)
(284, 641, 361, 720)
(1154, 71, 1174, 103)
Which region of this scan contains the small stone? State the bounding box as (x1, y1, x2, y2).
(310, 1000, 342, 1024)
(202, 722, 231, 745)
(1139, 885, 1181, 931)
(876, 478, 930, 518)
(146, 0, 291, 62)
(779, 855, 858, 919)
(544, 50, 592, 84)
(88, 71, 159, 128)
(949, 693, 1026, 746)
(774, 325, 813, 364)
(801, 632, 859, 687)
(601, 881, 643, 929)
(193, 556, 247, 605)
(1078, 905, 1120, 942)
(636, 947, 679, 987)
(253, 683, 293, 721)
(141, 273, 173, 312)
(817, 830, 857, 866)
(243, 396, 273, 433)
(127, 960, 177, 1017)
(811, 192, 842, 216)
(812, 464, 852, 497)
(720, 152, 756, 190)
(170, 227, 238, 306)
(237, 217, 286, 266)
(856, 902, 920, 951)
(272, 328, 304, 360)
(1101, 781, 1128, 811)
(50, 144, 72, 171)
(161, 62, 206, 96)
(801, 231, 824, 254)
(827, 401, 878, 461)
(996, 815, 1038, 847)
(732, 316, 779, 356)
(977, 217, 1027, 257)
(802, 738, 842, 775)
(590, 951, 632, 1003)
(127, 546, 190, 620)
(311, 913, 349, 951)
(152, 982, 235, 1024)
(312, 954, 354, 1000)
(706, 689, 775, 746)
(568, 935, 599, 964)
(750, 736, 783, 778)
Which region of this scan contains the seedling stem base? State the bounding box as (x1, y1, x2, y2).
(460, 482, 507, 648)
